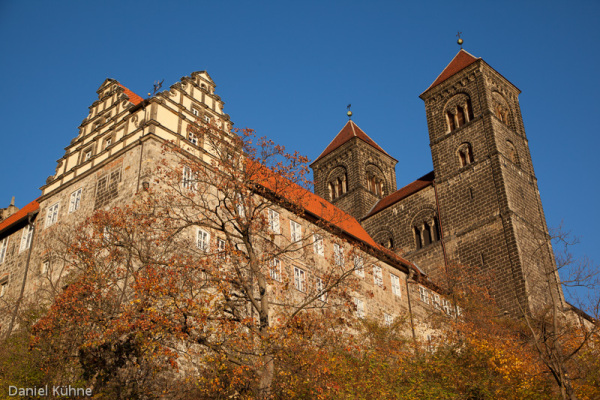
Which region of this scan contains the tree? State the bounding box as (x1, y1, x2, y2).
(31, 123, 366, 398)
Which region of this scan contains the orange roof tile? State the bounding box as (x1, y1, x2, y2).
(312, 120, 391, 164)
(422, 49, 480, 95)
(248, 160, 414, 268)
(0, 199, 40, 235)
(117, 83, 144, 105)
(364, 171, 434, 219)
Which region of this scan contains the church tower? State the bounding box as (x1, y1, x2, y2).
(310, 120, 397, 221)
(419, 49, 563, 314)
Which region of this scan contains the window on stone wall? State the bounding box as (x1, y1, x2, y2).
(19, 224, 34, 253)
(366, 172, 383, 197)
(94, 168, 121, 209)
(446, 96, 474, 132)
(456, 105, 466, 127)
(495, 104, 509, 123)
(69, 188, 82, 213)
(0, 279, 7, 297)
(414, 216, 440, 250)
(458, 143, 474, 168)
(329, 172, 347, 200)
(446, 111, 456, 131)
(0, 237, 9, 264)
(46, 203, 60, 227)
(506, 140, 519, 166)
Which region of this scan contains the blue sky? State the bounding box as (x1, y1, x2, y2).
(1, 1, 598, 306)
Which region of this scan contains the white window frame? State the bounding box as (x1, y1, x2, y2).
(433, 293, 441, 310)
(354, 297, 365, 318)
(442, 299, 452, 315)
(293, 266, 305, 292)
(270, 258, 282, 282)
(45, 203, 60, 228)
(333, 243, 344, 266)
(419, 286, 430, 304)
(41, 260, 49, 275)
(182, 166, 197, 191)
(69, 188, 82, 213)
(354, 256, 364, 277)
(268, 209, 280, 234)
(373, 265, 383, 287)
(0, 237, 8, 264)
(192, 108, 199, 117)
(217, 238, 226, 259)
(197, 228, 210, 252)
(19, 224, 34, 253)
(313, 234, 324, 256)
(316, 277, 327, 302)
(384, 313, 394, 326)
(84, 149, 92, 162)
(290, 220, 302, 243)
(391, 273, 401, 298)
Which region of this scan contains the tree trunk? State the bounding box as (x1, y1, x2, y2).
(258, 353, 274, 399)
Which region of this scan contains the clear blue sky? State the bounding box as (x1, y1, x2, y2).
(1, 1, 598, 305)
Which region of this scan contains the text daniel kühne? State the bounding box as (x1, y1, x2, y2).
(8, 385, 92, 397)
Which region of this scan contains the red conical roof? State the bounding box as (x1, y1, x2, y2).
(422, 49, 480, 95)
(312, 120, 391, 164)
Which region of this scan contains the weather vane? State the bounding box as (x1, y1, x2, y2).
(456, 31, 463, 48)
(347, 104, 353, 120)
(148, 79, 164, 97)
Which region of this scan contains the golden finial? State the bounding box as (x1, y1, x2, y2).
(347, 104, 353, 120)
(456, 31, 463, 48)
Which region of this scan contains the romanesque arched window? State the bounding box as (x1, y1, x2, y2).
(328, 166, 347, 201)
(457, 143, 474, 168)
(506, 140, 519, 166)
(365, 165, 385, 198)
(445, 93, 474, 132)
(492, 92, 513, 129)
(413, 214, 441, 250)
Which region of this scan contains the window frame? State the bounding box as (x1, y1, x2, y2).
(373, 265, 383, 287)
(0, 237, 8, 264)
(391, 273, 401, 297)
(290, 220, 302, 243)
(19, 224, 34, 253)
(316, 277, 327, 302)
(354, 256, 364, 278)
(354, 297, 365, 318)
(45, 203, 60, 228)
(333, 243, 344, 267)
(270, 258, 282, 282)
(69, 188, 83, 213)
(293, 266, 306, 292)
(196, 228, 210, 252)
(313, 234, 324, 256)
(268, 209, 280, 234)
(419, 286, 430, 304)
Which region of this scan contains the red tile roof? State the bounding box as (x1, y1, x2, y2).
(364, 171, 434, 219)
(422, 49, 480, 95)
(0, 199, 40, 235)
(312, 120, 391, 164)
(248, 160, 414, 268)
(117, 83, 144, 105)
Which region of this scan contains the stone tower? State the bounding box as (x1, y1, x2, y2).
(419, 49, 563, 314)
(310, 120, 397, 221)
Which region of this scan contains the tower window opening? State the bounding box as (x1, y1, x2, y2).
(466, 99, 474, 121)
(456, 106, 466, 127)
(414, 226, 422, 250)
(423, 223, 432, 246)
(458, 143, 474, 168)
(329, 172, 347, 200)
(447, 111, 456, 131)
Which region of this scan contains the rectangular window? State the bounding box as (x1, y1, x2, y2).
(188, 132, 198, 145)
(0, 237, 8, 264)
(313, 234, 324, 256)
(384, 313, 394, 326)
(290, 220, 301, 243)
(104, 136, 112, 149)
(333, 244, 344, 266)
(182, 166, 197, 190)
(95, 169, 121, 209)
(268, 209, 280, 234)
(0, 280, 7, 297)
(391, 273, 401, 297)
(316, 277, 327, 302)
(293, 266, 305, 292)
(442, 299, 452, 315)
(217, 238, 226, 259)
(373, 265, 383, 287)
(45, 203, 60, 227)
(433, 293, 441, 310)
(69, 188, 82, 213)
(354, 256, 364, 277)
(197, 229, 210, 252)
(84, 149, 92, 162)
(19, 224, 34, 253)
(354, 298, 365, 318)
(41, 260, 49, 275)
(419, 286, 430, 304)
(270, 258, 281, 282)
(192, 108, 199, 117)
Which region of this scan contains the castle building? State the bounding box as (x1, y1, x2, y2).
(0, 49, 563, 334)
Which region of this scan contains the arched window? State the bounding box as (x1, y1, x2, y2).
(506, 140, 519, 166)
(414, 226, 422, 250)
(413, 215, 441, 251)
(447, 111, 456, 131)
(366, 171, 384, 197)
(445, 94, 474, 132)
(328, 168, 347, 201)
(457, 143, 474, 168)
(456, 106, 466, 128)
